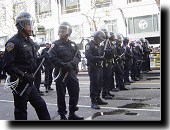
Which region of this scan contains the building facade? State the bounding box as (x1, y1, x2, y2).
(0, 0, 160, 51)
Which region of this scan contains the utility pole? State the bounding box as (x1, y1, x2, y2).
(118, 8, 127, 37)
(56, 0, 60, 24)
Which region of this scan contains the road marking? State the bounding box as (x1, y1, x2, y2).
(132, 82, 160, 84)
(0, 99, 160, 112)
(79, 82, 160, 85)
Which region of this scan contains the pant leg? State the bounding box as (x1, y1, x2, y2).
(66, 71, 80, 113)
(55, 78, 67, 115)
(13, 93, 28, 120)
(115, 64, 124, 89)
(29, 85, 51, 120)
(34, 70, 41, 92)
(48, 68, 53, 88)
(102, 66, 112, 95)
(124, 60, 130, 82)
(130, 61, 136, 80)
(88, 66, 102, 101)
(44, 67, 50, 88)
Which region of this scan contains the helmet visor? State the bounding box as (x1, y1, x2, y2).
(18, 17, 33, 31)
(98, 32, 106, 42)
(58, 25, 70, 37)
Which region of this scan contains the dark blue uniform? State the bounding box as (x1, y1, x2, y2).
(134, 45, 143, 79)
(41, 48, 54, 91)
(114, 41, 126, 90)
(142, 45, 151, 72)
(34, 51, 43, 93)
(3, 32, 50, 120)
(101, 40, 115, 98)
(122, 44, 133, 83)
(85, 40, 103, 102)
(49, 39, 81, 116)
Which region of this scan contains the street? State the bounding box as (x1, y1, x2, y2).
(0, 69, 160, 121)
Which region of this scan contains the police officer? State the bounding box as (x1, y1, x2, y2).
(134, 40, 143, 79)
(100, 30, 115, 99)
(140, 38, 151, 73)
(122, 37, 133, 85)
(108, 32, 117, 92)
(129, 40, 139, 82)
(114, 34, 128, 91)
(34, 43, 44, 96)
(85, 30, 108, 109)
(41, 42, 54, 92)
(49, 22, 84, 120)
(2, 12, 51, 120)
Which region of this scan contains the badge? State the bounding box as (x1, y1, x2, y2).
(71, 43, 75, 47)
(6, 42, 14, 52)
(100, 42, 104, 46)
(85, 45, 90, 50)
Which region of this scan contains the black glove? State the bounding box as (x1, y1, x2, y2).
(66, 62, 74, 70)
(23, 73, 34, 84)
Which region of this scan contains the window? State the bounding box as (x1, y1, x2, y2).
(127, 0, 142, 4)
(35, 0, 52, 19)
(104, 20, 118, 33)
(91, 0, 112, 8)
(46, 28, 54, 42)
(61, 0, 80, 14)
(128, 14, 159, 34)
(13, 1, 27, 19)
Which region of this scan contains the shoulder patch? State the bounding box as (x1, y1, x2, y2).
(6, 42, 15, 52)
(85, 45, 90, 50)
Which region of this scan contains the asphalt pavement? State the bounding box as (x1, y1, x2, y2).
(0, 68, 160, 121)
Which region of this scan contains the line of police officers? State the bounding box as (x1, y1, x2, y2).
(2, 12, 151, 120)
(85, 29, 151, 109)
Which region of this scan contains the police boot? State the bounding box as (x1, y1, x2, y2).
(96, 97, 108, 105)
(102, 94, 113, 100)
(45, 86, 49, 93)
(60, 115, 67, 120)
(107, 92, 115, 97)
(68, 112, 84, 120)
(91, 99, 100, 109)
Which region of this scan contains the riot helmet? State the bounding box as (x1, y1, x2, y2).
(100, 28, 110, 39)
(129, 39, 135, 47)
(58, 21, 72, 38)
(135, 40, 143, 50)
(115, 33, 124, 43)
(139, 38, 145, 43)
(15, 12, 34, 36)
(123, 37, 129, 44)
(109, 32, 115, 41)
(93, 30, 106, 44)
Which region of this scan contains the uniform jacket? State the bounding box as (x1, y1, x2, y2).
(3, 32, 37, 77)
(49, 39, 81, 70)
(85, 40, 103, 66)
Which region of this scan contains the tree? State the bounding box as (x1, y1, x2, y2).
(81, 0, 109, 31)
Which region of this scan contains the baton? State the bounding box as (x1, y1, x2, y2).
(61, 38, 84, 82)
(19, 58, 45, 96)
(19, 44, 54, 96)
